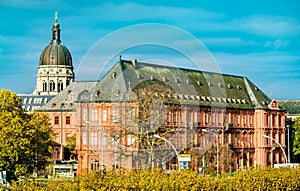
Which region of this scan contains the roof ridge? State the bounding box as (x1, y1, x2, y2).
(121, 59, 244, 78)
(243, 77, 262, 109)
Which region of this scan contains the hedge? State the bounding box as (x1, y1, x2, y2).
(5, 167, 300, 191)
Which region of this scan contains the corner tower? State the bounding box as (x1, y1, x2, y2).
(34, 12, 75, 95)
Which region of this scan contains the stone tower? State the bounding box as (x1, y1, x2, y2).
(34, 12, 75, 95)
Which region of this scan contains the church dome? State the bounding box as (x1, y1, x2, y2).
(39, 13, 73, 67)
(39, 43, 72, 66)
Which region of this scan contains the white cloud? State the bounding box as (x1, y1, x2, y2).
(214, 51, 300, 76)
(264, 39, 290, 49)
(0, 0, 66, 9)
(202, 37, 258, 47)
(236, 15, 300, 37)
(68, 2, 224, 24)
(184, 15, 300, 38)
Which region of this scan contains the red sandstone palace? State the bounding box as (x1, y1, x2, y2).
(40, 60, 286, 173)
(23, 14, 286, 174)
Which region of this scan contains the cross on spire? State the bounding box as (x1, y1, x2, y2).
(55, 12, 58, 23)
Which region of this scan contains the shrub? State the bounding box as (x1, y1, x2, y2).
(5, 167, 300, 191)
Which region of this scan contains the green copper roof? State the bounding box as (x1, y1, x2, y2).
(90, 60, 274, 110)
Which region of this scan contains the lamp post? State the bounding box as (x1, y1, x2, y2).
(85, 121, 90, 170)
(287, 125, 290, 163)
(202, 129, 219, 175)
(153, 134, 180, 171)
(263, 134, 288, 164)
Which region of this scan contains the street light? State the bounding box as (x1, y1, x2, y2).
(263, 134, 288, 164)
(202, 129, 219, 175)
(287, 125, 290, 163)
(153, 134, 180, 171)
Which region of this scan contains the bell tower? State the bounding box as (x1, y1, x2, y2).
(34, 12, 75, 95)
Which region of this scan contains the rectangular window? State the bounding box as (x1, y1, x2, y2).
(216, 113, 220, 124)
(55, 133, 59, 142)
(66, 116, 70, 125)
(228, 134, 232, 144)
(128, 108, 135, 120)
(173, 110, 178, 123)
(83, 109, 87, 121)
(193, 110, 198, 123)
(250, 134, 253, 144)
(102, 109, 107, 121)
(278, 133, 282, 144)
(180, 109, 186, 123)
(112, 137, 118, 145)
(249, 115, 253, 125)
(82, 132, 87, 145)
(272, 114, 276, 127)
(54, 116, 59, 125)
(235, 133, 239, 145)
(267, 152, 271, 164)
(127, 134, 135, 146)
(205, 113, 209, 124)
(243, 115, 247, 125)
(266, 114, 271, 125)
(102, 132, 107, 145)
(91, 109, 98, 121)
(278, 115, 282, 127)
(189, 111, 193, 123)
(166, 112, 171, 123)
(211, 113, 215, 124)
(112, 110, 119, 122)
(90, 132, 98, 145)
(266, 134, 269, 145)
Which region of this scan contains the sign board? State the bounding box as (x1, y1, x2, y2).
(274, 163, 299, 168)
(0, 171, 7, 185)
(178, 154, 191, 162)
(180, 161, 189, 169)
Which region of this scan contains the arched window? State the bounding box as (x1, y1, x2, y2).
(58, 81, 63, 92)
(42, 81, 47, 92)
(49, 81, 55, 91)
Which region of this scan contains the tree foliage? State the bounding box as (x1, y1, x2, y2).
(0, 89, 53, 176)
(64, 134, 77, 160)
(293, 116, 300, 156)
(190, 145, 235, 174)
(105, 80, 182, 169)
(10, 167, 300, 190)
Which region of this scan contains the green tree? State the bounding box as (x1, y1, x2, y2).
(191, 145, 235, 175)
(107, 80, 181, 169)
(64, 134, 77, 160)
(293, 116, 300, 157)
(0, 89, 53, 177)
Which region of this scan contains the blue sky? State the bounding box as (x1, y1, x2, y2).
(0, 0, 299, 99)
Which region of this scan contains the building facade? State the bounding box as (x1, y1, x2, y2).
(40, 81, 97, 160)
(73, 59, 286, 173)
